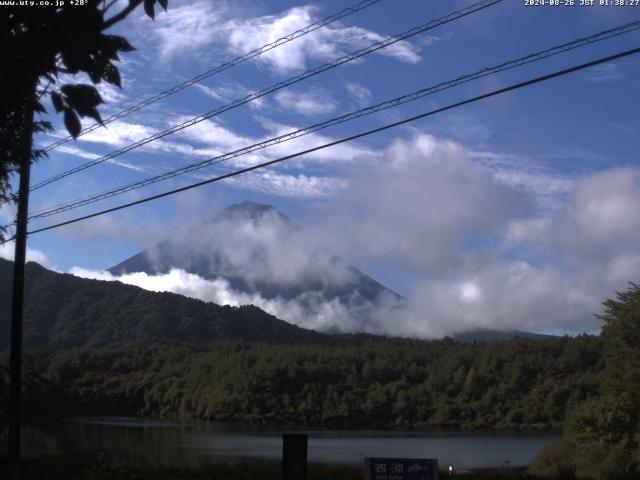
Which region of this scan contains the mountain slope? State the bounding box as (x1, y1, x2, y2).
(108, 201, 402, 331)
(110, 201, 400, 302)
(0, 259, 328, 351)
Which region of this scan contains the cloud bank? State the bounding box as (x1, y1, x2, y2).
(141, 2, 425, 71)
(69, 267, 386, 333)
(61, 134, 640, 338)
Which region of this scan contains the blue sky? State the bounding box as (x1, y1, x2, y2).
(2, 0, 640, 336)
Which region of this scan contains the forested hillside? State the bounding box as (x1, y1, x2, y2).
(0, 258, 607, 432)
(13, 335, 603, 430)
(0, 259, 327, 350)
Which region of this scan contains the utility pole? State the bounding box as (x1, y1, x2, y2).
(8, 84, 35, 480)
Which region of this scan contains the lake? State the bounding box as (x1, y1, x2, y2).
(23, 416, 558, 469)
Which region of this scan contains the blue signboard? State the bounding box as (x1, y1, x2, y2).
(364, 457, 439, 480)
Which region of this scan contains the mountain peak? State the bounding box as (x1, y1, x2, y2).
(217, 201, 290, 223)
(109, 200, 401, 325)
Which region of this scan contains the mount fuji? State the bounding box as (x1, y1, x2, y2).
(109, 201, 401, 331)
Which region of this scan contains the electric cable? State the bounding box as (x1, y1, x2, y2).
(1, 46, 632, 243)
(42, 0, 386, 151)
(28, 0, 504, 193)
(24, 20, 640, 221)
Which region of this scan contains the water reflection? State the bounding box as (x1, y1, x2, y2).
(23, 416, 558, 468)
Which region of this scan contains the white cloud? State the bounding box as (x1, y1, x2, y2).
(308, 137, 640, 336)
(51, 211, 168, 244)
(471, 150, 577, 212)
(96, 81, 127, 105)
(53, 145, 151, 174)
(585, 63, 624, 84)
(491, 169, 574, 197)
(80, 120, 157, 147)
(322, 134, 532, 270)
(0, 202, 16, 225)
(173, 116, 251, 152)
(55, 145, 101, 160)
(147, 3, 424, 72)
(389, 257, 605, 338)
(544, 167, 640, 262)
(65, 117, 243, 168)
(158, 208, 356, 289)
(257, 118, 378, 165)
(161, 114, 377, 170)
(401, 166, 640, 337)
(193, 83, 266, 110)
(225, 6, 422, 72)
(274, 88, 338, 116)
(193, 83, 228, 102)
(41, 110, 377, 204)
(346, 82, 372, 106)
(228, 170, 347, 198)
(149, 1, 226, 63)
(0, 243, 51, 268)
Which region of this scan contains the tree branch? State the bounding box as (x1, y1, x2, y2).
(103, 0, 143, 29)
(103, 0, 119, 13)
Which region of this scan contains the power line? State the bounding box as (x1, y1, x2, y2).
(24, 20, 640, 221)
(7, 46, 635, 242)
(28, 0, 504, 192)
(41, 0, 386, 152)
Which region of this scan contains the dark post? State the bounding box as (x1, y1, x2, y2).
(282, 434, 307, 480)
(8, 84, 35, 480)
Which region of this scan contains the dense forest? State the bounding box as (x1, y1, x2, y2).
(3, 335, 603, 431)
(1, 259, 639, 478)
(0, 258, 607, 432)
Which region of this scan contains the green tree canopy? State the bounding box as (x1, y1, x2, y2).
(532, 283, 640, 479)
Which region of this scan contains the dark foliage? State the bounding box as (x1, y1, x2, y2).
(0, 0, 168, 238)
(8, 334, 603, 431)
(530, 283, 640, 479)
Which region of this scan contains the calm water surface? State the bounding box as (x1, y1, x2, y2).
(24, 416, 558, 468)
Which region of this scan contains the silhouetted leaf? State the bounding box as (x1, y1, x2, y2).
(87, 64, 104, 84)
(158, 0, 168, 11)
(144, 0, 155, 20)
(103, 64, 122, 88)
(102, 35, 125, 60)
(85, 107, 104, 126)
(61, 84, 103, 109)
(63, 108, 81, 138)
(33, 101, 46, 114)
(34, 120, 53, 134)
(60, 45, 86, 74)
(31, 148, 49, 161)
(51, 92, 64, 113)
(110, 35, 136, 52)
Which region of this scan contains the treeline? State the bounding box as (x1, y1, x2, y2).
(10, 335, 603, 431)
(0, 259, 327, 351)
(531, 283, 640, 479)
